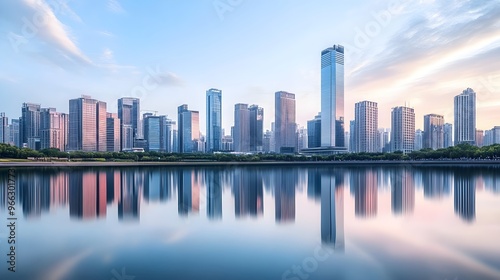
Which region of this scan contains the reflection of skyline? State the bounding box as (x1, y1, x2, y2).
(391, 169, 415, 215)
(233, 169, 263, 218)
(275, 169, 297, 223)
(178, 170, 200, 216)
(207, 169, 223, 220)
(2, 167, 499, 224)
(423, 171, 452, 199)
(454, 172, 475, 222)
(351, 169, 377, 218)
(321, 171, 344, 250)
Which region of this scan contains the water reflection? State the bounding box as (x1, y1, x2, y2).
(321, 170, 345, 250)
(1, 166, 500, 225)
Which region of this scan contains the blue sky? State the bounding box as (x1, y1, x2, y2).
(1, 0, 499, 134)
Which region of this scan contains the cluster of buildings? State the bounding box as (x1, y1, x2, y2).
(0, 45, 498, 154)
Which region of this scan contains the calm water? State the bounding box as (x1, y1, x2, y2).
(0, 166, 499, 280)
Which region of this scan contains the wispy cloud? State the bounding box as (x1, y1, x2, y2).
(0, 0, 91, 68)
(107, 0, 125, 14)
(345, 0, 500, 129)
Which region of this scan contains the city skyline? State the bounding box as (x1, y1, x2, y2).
(1, 1, 499, 134)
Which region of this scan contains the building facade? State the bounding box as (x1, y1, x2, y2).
(391, 106, 415, 154)
(444, 123, 453, 147)
(69, 96, 106, 152)
(249, 105, 264, 152)
(178, 105, 200, 153)
(40, 108, 68, 151)
(234, 103, 250, 152)
(118, 97, 141, 151)
(321, 45, 345, 148)
(20, 103, 41, 149)
(206, 89, 222, 152)
(454, 88, 476, 145)
(275, 91, 297, 153)
(106, 113, 121, 152)
(307, 113, 321, 149)
(354, 101, 378, 153)
(423, 114, 444, 150)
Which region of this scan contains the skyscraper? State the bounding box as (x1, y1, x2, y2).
(444, 123, 453, 147)
(414, 129, 423, 151)
(40, 108, 68, 151)
(118, 97, 141, 151)
(354, 101, 378, 153)
(206, 89, 222, 153)
(143, 114, 162, 152)
(321, 45, 345, 148)
(391, 106, 415, 153)
(69, 95, 106, 152)
(96, 101, 107, 152)
(234, 103, 250, 152)
(275, 91, 297, 153)
(9, 119, 20, 147)
(249, 105, 264, 152)
(0, 113, 8, 144)
(20, 103, 41, 149)
(475, 129, 484, 147)
(163, 118, 176, 153)
(307, 113, 321, 149)
(423, 114, 444, 150)
(106, 113, 121, 152)
(177, 104, 200, 153)
(454, 88, 476, 145)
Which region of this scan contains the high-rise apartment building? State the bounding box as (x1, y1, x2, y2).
(423, 114, 444, 150)
(321, 45, 345, 148)
(0, 113, 8, 144)
(69, 95, 107, 152)
(106, 113, 121, 152)
(40, 108, 68, 151)
(275, 91, 297, 153)
(454, 88, 476, 145)
(414, 129, 423, 151)
(9, 119, 20, 147)
(234, 103, 250, 152)
(178, 105, 200, 153)
(354, 101, 378, 153)
(143, 114, 162, 152)
(20, 103, 41, 149)
(444, 123, 453, 147)
(391, 106, 415, 153)
(206, 89, 222, 153)
(249, 105, 264, 152)
(118, 97, 141, 150)
(475, 129, 484, 147)
(307, 113, 321, 148)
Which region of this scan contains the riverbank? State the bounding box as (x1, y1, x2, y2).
(1, 160, 500, 168)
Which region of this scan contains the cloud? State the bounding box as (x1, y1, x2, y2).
(98, 30, 114, 37)
(0, 0, 91, 68)
(344, 0, 500, 129)
(107, 0, 125, 14)
(101, 48, 114, 62)
(153, 71, 185, 87)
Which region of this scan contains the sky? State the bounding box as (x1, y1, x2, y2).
(0, 0, 499, 134)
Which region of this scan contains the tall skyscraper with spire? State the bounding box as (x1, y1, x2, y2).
(321, 45, 345, 149)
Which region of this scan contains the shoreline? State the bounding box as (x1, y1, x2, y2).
(1, 160, 500, 168)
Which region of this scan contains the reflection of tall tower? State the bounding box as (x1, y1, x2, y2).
(454, 172, 475, 222)
(423, 170, 451, 199)
(144, 170, 161, 202)
(234, 169, 263, 217)
(21, 174, 50, 218)
(207, 169, 223, 220)
(178, 170, 200, 216)
(69, 172, 107, 219)
(119, 171, 140, 221)
(391, 169, 415, 215)
(321, 173, 344, 250)
(275, 169, 296, 223)
(106, 170, 121, 205)
(50, 172, 69, 208)
(351, 169, 377, 218)
(307, 169, 322, 201)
